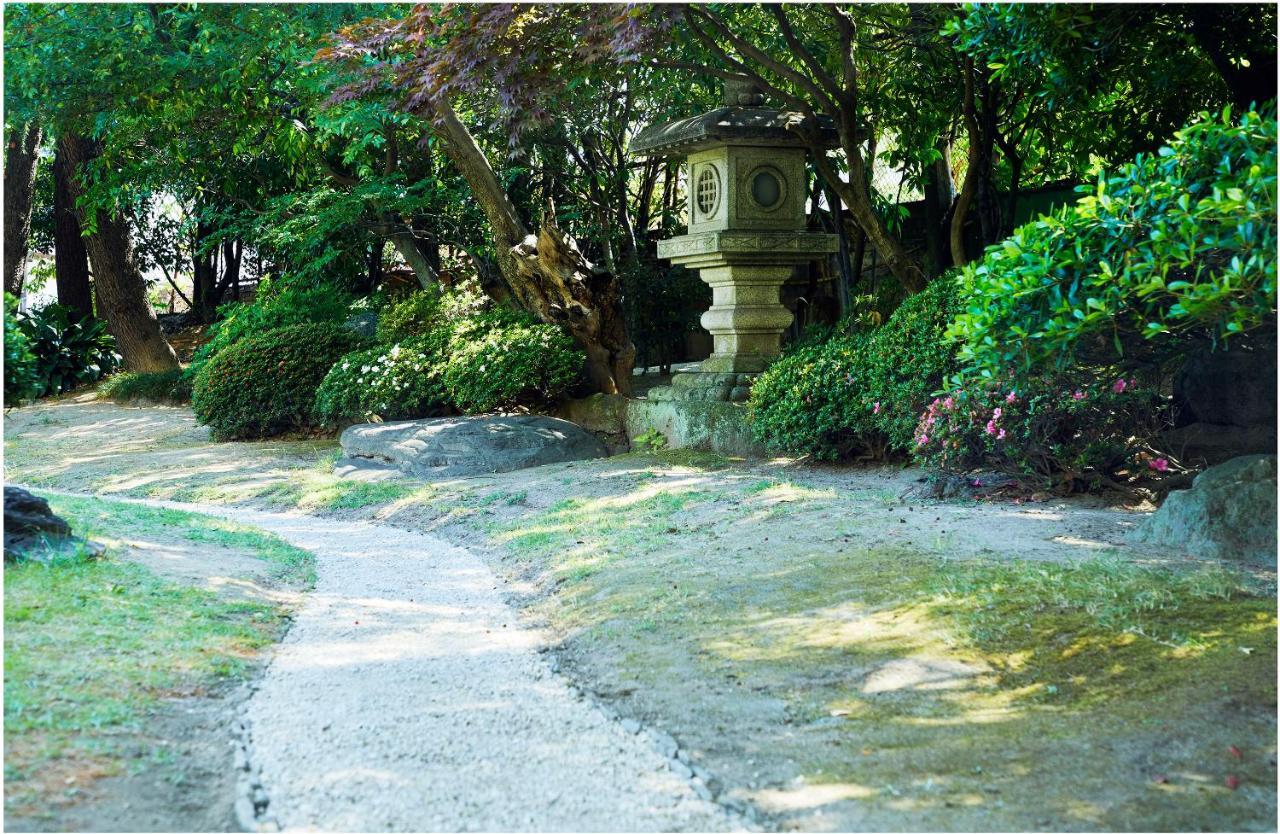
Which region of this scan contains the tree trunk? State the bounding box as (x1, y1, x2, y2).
(4, 121, 42, 296)
(432, 101, 635, 395)
(60, 135, 177, 372)
(53, 147, 94, 321)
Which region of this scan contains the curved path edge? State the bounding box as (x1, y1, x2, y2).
(19, 487, 742, 833)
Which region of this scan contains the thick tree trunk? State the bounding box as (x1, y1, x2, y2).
(60, 135, 177, 372)
(52, 147, 94, 320)
(4, 121, 42, 295)
(433, 101, 635, 395)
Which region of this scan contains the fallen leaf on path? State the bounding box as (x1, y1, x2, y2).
(1226, 775, 1240, 790)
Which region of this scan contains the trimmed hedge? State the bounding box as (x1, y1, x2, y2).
(98, 369, 192, 405)
(192, 323, 366, 440)
(749, 276, 960, 459)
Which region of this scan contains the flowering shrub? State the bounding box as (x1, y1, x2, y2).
(443, 321, 582, 413)
(749, 276, 959, 459)
(313, 341, 448, 424)
(192, 323, 366, 440)
(913, 375, 1169, 490)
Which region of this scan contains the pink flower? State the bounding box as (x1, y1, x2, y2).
(1149, 457, 1170, 472)
(1112, 378, 1128, 393)
(873, 401, 881, 414)
(1073, 390, 1086, 401)
(917, 434, 929, 446)
(997, 429, 1007, 440)
(1006, 391, 1017, 403)
(985, 420, 997, 435)
(943, 397, 955, 409)
(992, 407, 1002, 420)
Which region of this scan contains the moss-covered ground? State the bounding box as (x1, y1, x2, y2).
(5, 398, 1275, 830)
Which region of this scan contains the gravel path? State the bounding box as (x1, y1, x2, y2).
(30, 491, 736, 833)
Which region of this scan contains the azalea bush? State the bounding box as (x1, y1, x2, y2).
(949, 107, 1277, 380)
(749, 276, 959, 459)
(443, 321, 582, 413)
(913, 375, 1170, 490)
(192, 323, 366, 440)
(313, 342, 448, 424)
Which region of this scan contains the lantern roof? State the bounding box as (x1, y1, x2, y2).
(630, 107, 840, 158)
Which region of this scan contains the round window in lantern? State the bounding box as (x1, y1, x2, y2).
(695, 166, 720, 217)
(750, 167, 784, 210)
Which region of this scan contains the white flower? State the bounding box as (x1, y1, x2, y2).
(342, 362, 350, 370)
(361, 365, 371, 373)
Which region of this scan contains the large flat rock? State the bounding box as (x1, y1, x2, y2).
(337, 415, 608, 479)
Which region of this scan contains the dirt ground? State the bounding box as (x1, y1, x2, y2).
(5, 396, 1277, 831)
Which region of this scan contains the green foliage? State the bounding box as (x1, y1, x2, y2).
(344, 283, 584, 417)
(14, 303, 120, 398)
(443, 320, 583, 414)
(375, 287, 443, 344)
(188, 280, 354, 375)
(749, 277, 960, 459)
(4, 294, 39, 404)
(950, 108, 1278, 380)
(98, 369, 192, 405)
(313, 342, 448, 424)
(913, 376, 1169, 489)
(192, 323, 365, 440)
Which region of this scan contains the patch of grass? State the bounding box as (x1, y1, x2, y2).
(4, 557, 288, 811)
(47, 494, 315, 587)
(97, 369, 192, 405)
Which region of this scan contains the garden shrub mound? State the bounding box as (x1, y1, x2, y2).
(192, 322, 366, 440)
(315, 283, 584, 425)
(749, 276, 959, 459)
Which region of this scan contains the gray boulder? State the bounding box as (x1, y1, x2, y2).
(337, 415, 609, 479)
(1130, 455, 1277, 564)
(4, 487, 101, 563)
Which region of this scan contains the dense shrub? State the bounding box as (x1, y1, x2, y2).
(749, 276, 959, 459)
(98, 369, 192, 405)
(950, 107, 1277, 380)
(4, 293, 38, 403)
(15, 302, 120, 398)
(313, 342, 449, 424)
(192, 323, 365, 440)
(913, 375, 1170, 490)
(187, 280, 353, 376)
(376, 287, 442, 344)
(443, 321, 582, 413)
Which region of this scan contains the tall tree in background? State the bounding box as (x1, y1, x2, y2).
(3, 120, 42, 294)
(52, 146, 93, 320)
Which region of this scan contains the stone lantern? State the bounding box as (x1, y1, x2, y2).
(631, 79, 839, 401)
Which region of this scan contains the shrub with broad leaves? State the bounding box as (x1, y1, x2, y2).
(949, 107, 1277, 380)
(14, 301, 120, 398)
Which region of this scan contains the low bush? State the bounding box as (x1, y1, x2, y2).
(749, 276, 960, 459)
(192, 323, 366, 440)
(187, 279, 353, 377)
(5, 293, 38, 403)
(443, 321, 582, 413)
(313, 342, 449, 424)
(376, 287, 442, 344)
(913, 375, 1170, 490)
(949, 107, 1277, 380)
(98, 369, 193, 405)
(15, 302, 120, 398)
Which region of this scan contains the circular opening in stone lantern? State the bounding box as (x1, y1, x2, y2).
(749, 167, 785, 210)
(695, 165, 721, 217)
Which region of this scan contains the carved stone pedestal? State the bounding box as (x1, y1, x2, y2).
(653, 230, 839, 402)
